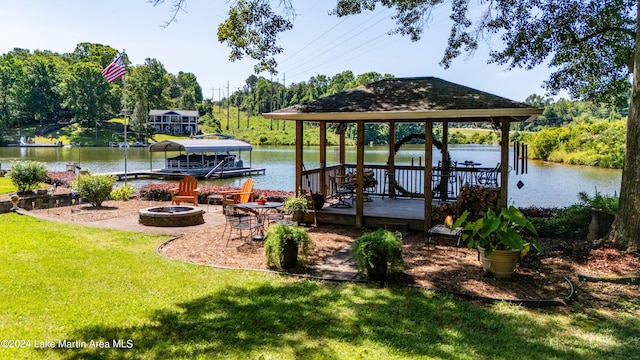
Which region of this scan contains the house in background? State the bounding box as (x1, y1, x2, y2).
(149, 110, 199, 135)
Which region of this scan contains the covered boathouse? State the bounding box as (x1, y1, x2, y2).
(147, 138, 264, 179)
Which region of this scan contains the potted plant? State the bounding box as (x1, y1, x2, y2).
(283, 194, 311, 224)
(264, 223, 311, 269)
(578, 190, 618, 241)
(453, 206, 542, 278)
(351, 229, 404, 281)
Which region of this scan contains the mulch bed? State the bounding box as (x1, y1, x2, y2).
(158, 224, 575, 303)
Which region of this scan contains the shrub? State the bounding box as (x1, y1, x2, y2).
(264, 223, 311, 269)
(578, 190, 618, 215)
(110, 184, 137, 201)
(351, 229, 403, 280)
(526, 205, 590, 239)
(71, 174, 115, 207)
(8, 160, 48, 193)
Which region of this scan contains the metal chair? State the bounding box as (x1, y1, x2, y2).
(476, 163, 500, 187)
(329, 175, 354, 208)
(223, 205, 262, 244)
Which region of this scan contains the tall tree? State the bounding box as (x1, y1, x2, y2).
(24, 51, 63, 125)
(61, 62, 113, 131)
(0, 53, 25, 135)
(69, 42, 119, 67)
(127, 58, 170, 137)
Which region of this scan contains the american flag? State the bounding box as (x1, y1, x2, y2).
(101, 55, 126, 83)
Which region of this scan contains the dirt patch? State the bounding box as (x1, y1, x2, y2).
(26, 199, 640, 308)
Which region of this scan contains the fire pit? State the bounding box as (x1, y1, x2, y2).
(139, 206, 204, 227)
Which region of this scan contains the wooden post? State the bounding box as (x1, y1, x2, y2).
(319, 121, 327, 195)
(295, 120, 303, 195)
(356, 120, 365, 228)
(499, 118, 510, 208)
(339, 123, 346, 169)
(424, 121, 433, 232)
(388, 121, 396, 198)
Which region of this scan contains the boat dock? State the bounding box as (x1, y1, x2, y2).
(102, 167, 266, 181)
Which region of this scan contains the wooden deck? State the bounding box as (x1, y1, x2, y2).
(316, 196, 454, 232)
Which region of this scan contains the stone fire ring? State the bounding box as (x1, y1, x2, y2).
(139, 206, 205, 227)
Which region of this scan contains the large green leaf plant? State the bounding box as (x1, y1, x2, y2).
(453, 206, 542, 257)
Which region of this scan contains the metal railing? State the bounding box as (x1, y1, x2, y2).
(301, 163, 501, 200)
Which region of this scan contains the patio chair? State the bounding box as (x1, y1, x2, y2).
(329, 175, 354, 208)
(263, 206, 290, 227)
(223, 205, 262, 244)
(220, 178, 255, 211)
(476, 163, 500, 187)
(170, 175, 200, 206)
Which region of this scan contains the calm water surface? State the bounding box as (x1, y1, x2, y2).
(0, 144, 621, 208)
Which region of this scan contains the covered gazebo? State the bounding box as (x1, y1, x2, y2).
(263, 77, 542, 232)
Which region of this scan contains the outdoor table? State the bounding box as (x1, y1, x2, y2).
(235, 201, 284, 239)
(462, 161, 482, 167)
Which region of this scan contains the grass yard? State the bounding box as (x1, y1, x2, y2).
(1, 213, 638, 359)
(0, 177, 17, 194)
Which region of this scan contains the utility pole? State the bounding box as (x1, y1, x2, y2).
(269, 75, 273, 130)
(236, 87, 241, 129)
(226, 80, 230, 131)
(282, 73, 286, 130)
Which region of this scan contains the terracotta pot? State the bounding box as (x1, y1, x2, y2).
(478, 247, 521, 279)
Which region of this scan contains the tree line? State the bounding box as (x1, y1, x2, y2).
(0, 43, 203, 143)
(2, 41, 622, 148)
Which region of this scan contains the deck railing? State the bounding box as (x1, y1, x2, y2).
(301, 163, 500, 200)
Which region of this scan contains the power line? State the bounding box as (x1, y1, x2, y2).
(279, 4, 451, 83)
(279, 8, 394, 73)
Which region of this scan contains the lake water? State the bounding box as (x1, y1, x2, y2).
(0, 144, 622, 208)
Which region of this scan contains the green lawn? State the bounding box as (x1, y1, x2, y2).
(1, 213, 638, 359)
(0, 177, 17, 194)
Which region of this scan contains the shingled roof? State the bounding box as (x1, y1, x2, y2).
(263, 77, 542, 122)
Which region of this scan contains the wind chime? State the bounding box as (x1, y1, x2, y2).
(513, 141, 528, 189)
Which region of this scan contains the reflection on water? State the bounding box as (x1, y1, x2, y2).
(0, 144, 621, 208)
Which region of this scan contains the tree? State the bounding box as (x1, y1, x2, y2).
(157, 0, 639, 252)
(61, 62, 114, 131)
(0, 53, 25, 135)
(127, 58, 170, 137)
(24, 51, 63, 124)
(169, 71, 203, 110)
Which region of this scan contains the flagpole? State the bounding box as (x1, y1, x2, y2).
(122, 50, 128, 186)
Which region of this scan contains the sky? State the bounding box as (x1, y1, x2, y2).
(0, 1, 564, 102)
